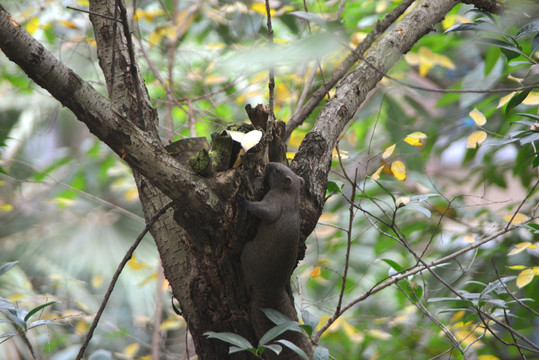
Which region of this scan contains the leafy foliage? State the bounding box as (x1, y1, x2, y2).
(0, 0, 538, 359)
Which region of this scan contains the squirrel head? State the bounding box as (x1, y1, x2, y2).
(265, 162, 304, 191)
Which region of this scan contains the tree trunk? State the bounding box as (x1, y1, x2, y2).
(0, 0, 462, 358)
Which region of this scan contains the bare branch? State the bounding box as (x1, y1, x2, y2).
(285, 0, 415, 139)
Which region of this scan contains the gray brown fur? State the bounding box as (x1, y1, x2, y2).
(240, 162, 307, 358)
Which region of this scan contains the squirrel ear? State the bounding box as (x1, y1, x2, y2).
(283, 176, 292, 189)
(299, 177, 305, 187)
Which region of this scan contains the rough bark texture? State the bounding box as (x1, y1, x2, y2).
(0, 0, 464, 358)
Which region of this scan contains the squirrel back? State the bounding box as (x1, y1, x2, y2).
(239, 162, 308, 359)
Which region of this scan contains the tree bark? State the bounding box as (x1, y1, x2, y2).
(0, 0, 463, 358)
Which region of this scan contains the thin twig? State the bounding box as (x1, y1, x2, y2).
(75, 201, 174, 360)
(66, 6, 118, 21)
(265, 0, 275, 131)
(285, 0, 415, 139)
(504, 179, 539, 230)
(311, 215, 539, 343)
(492, 260, 539, 317)
(335, 167, 357, 314)
(396, 283, 466, 358)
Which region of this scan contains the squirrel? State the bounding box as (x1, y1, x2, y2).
(239, 162, 307, 359)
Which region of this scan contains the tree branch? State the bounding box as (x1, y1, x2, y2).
(0, 5, 223, 218)
(293, 0, 459, 240)
(285, 0, 415, 139)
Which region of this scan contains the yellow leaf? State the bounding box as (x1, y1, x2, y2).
(508, 265, 527, 270)
(124, 343, 140, 357)
(516, 268, 534, 288)
(403, 137, 422, 147)
(310, 266, 321, 278)
(205, 74, 227, 85)
(75, 320, 89, 335)
(25, 17, 40, 34)
(273, 37, 289, 45)
(8, 293, 25, 302)
(391, 161, 406, 181)
(382, 144, 396, 159)
(86, 37, 97, 47)
(332, 148, 349, 159)
(435, 54, 456, 70)
(128, 254, 147, 270)
(91, 274, 103, 289)
(0, 204, 13, 212)
(375, 0, 387, 13)
(503, 213, 528, 225)
(367, 329, 391, 340)
(59, 19, 78, 29)
(463, 234, 475, 243)
(406, 131, 427, 139)
(466, 131, 487, 149)
(124, 187, 139, 202)
(370, 165, 384, 181)
(508, 242, 532, 256)
(160, 317, 184, 331)
(166, 24, 177, 41)
(478, 355, 500, 360)
(523, 91, 539, 105)
(139, 272, 158, 286)
(148, 27, 166, 47)
(534, 266, 539, 275)
(450, 310, 465, 322)
(351, 32, 367, 46)
(419, 61, 434, 77)
(341, 319, 364, 341)
(469, 108, 486, 126)
(404, 53, 420, 66)
(251, 3, 275, 17)
(396, 197, 410, 207)
(497, 92, 516, 108)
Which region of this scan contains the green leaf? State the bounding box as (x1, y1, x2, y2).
(24, 301, 56, 323)
(228, 346, 245, 354)
(259, 322, 303, 345)
(290, 11, 328, 28)
(301, 309, 319, 336)
(506, 90, 531, 114)
(476, 38, 527, 58)
(275, 339, 310, 360)
(0, 308, 27, 330)
(0, 261, 18, 277)
(532, 33, 539, 54)
(33, 156, 70, 181)
(264, 343, 283, 355)
(261, 308, 293, 325)
(372, 180, 396, 203)
(379, 258, 405, 273)
(403, 203, 432, 218)
(326, 180, 344, 194)
(27, 319, 62, 329)
(204, 331, 253, 349)
(516, 19, 539, 38)
(0, 297, 14, 311)
(314, 346, 330, 360)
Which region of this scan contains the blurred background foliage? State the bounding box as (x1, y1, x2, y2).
(0, 0, 538, 359)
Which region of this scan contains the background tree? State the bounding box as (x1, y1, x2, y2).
(0, 0, 538, 359)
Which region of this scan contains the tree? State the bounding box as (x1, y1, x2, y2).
(0, 0, 538, 359)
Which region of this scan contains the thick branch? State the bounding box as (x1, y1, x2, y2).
(293, 0, 459, 240)
(284, 0, 415, 139)
(0, 5, 222, 218)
